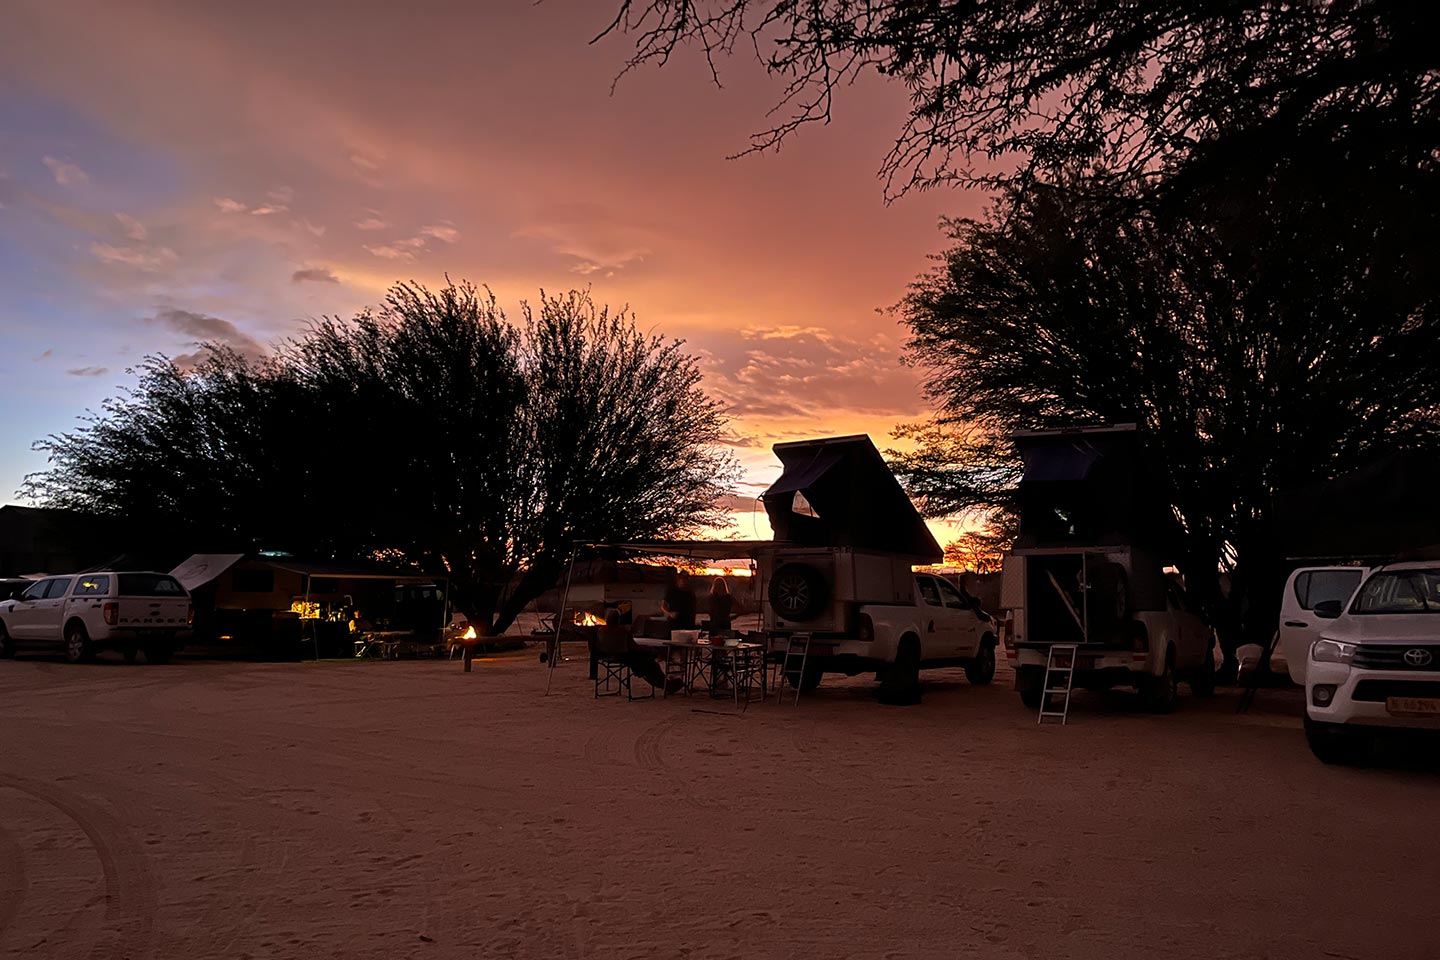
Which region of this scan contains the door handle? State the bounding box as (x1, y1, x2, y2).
(1284, 621, 1307, 628)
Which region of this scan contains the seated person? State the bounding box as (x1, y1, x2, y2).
(594, 609, 683, 694)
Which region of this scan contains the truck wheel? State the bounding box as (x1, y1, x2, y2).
(768, 563, 829, 622)
(1304, 715, 1371, 766)
(965, 635, 997, 685)
(65, 622, 95, 664)
(1189, 648, 1217, 697)
(145, 641, 175, 665)
(878, 636, 922, 706)
(784, 664, 823, 693)
(1017, 666, 1044, 709)
(1140, 647, 1178, 713)
(0, 622, 13, 659)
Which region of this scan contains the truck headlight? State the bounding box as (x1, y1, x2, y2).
(1311, 639, 1356, 664)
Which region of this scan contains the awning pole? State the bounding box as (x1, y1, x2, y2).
(306, 577, 317, 662)
(544, 544, 582, 696)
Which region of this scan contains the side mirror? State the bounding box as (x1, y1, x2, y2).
(1313, 599, 1344, 620)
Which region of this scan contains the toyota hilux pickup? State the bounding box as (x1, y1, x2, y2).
(756, 435, 996, 705)
(1302, 561, 1440, 764)
(763, 546, 997, 704)
(0, 570, 192, 663)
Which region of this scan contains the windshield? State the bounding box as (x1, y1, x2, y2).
(1350, 569, 1440, 615)
(117, 574, 187, 597)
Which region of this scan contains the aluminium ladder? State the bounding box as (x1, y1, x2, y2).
(1038, 643, 1078, 724)
(774, 632, 812, 705)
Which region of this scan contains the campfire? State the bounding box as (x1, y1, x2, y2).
(460, 625, 478, 641)
(574, 611, 605, 627)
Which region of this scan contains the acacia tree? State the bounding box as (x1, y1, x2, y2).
(601, 1, 1436, 199)
(26, 282, 738, 636)
(894, 170, 1440, 646)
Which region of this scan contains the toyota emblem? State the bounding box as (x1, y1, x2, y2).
(1403, 648, 1434, 667)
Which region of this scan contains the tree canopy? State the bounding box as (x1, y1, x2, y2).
(893, 165, 1440, 641)
(602, 0, 1437, 199)
(25, 282, 738, 635)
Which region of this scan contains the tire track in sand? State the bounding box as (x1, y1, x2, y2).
(0, 773, 158, 960)
(633, 716, 679, 771)
(0, 817, 27, 947)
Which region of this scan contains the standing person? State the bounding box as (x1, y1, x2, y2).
(708, 577, 735, 636)
(660, 570, 697, 636)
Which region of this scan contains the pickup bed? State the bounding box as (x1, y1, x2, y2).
(0, 571, 192, 664)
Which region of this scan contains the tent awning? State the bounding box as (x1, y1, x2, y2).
(170, 553, 245, 591)
(579, 540, 772, 561)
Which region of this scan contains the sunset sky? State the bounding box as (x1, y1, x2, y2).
(0, 0, 985, 544)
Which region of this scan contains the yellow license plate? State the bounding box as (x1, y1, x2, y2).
(1386, 697, 1440, 717)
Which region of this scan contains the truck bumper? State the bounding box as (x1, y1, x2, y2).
(1306, 662, 1440, 730)
(1011, 645, 1154, 688)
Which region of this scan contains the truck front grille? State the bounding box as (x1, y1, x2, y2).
(1351, 644, 1440, 671)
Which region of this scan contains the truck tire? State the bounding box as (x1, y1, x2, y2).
(145, 641, 175, 665)
(65, 621, 95, 664)
(1017, 665, 1045, 709)
(1189, 647, 1217, 697)
(768, 563, 829, 622)
(1303, 715, 1371, 766)
(965, 634, 997, 685)
(1088, 562, 1129, 628)
(0, 622, 13, 658)
(1139, 647, 1178, 713)
(878, 635, 922, 706)
(784, 663, 823, 693)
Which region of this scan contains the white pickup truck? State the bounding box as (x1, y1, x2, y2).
(1300, 561, 1440, 764)
(1000, 547, 1217, 712)
(0, 571, 192, 664)
(762, 546, 997, 705)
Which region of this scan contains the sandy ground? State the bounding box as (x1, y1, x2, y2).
(1, 648, 1437, 960)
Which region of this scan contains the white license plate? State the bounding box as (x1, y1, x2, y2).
(1386, 697, 1440, 717)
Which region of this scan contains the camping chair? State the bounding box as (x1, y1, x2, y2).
(729, 643, 767, 707)
(592, 625, 654, 702)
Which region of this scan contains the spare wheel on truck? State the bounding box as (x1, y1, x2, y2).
(768, 563, 829, 622)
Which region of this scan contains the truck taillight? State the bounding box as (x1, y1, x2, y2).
(103, 602, 119, 625)
(186, 603, 194, 625)
(859, 613, 874, 641)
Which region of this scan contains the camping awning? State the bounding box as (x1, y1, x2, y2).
(579, 540, 772, 561)
(264, 560, 441, 582)
(761, 435, 942, 563)
(170, 553, 245, 591)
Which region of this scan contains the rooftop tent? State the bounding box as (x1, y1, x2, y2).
(1274, 451, 1440, 560)
(1013, 424, 1180, 551)
(761, 435, 942, 563)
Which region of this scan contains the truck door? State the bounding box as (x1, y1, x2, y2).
(1163, 580, 1208, 670)
(914, 575, 957, 658)
(35, 577, 75, 641)
(5, 579, 53, 639)
(1279, 567, 1366, 686)
(934, 577, 981, 656)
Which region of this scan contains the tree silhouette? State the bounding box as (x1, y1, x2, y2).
(893, 167, 1440, 648)
(600, 0, 1436, 200)
(26, 282, 738, 636)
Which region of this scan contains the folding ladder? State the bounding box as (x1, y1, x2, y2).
(1038, 643, 1078, 724)
(774, 633, 811, 705)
